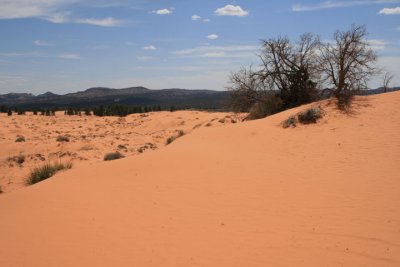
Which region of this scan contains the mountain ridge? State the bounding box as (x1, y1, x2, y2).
(0, 86, 229, 110)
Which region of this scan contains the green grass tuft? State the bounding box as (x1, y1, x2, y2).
(27, 161, 72, 185)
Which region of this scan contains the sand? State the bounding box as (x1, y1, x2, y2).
(0, 110, 239, 193)
(0, 92, 399, 266)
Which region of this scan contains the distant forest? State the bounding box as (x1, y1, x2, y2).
(0, 104, 192, 117)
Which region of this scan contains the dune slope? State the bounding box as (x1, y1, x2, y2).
(0, 92, 399, 266)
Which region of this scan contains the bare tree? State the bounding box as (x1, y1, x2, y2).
(257, 33, 321, 108)
(227, 33, 321, 117)
(227, 66, 270, 112)
(382, 72, 394, 93)
(319, 25, 378, 97)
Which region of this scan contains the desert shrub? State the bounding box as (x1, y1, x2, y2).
(337, 91, 354, 111)
(15, 136, 25, 142)
(166, 130, 185, 145)
(8, 154, 25, 165)
(297, 107, 323, 124)
(56, 135, 70, 142)
(282, 116, 297, 128)
(27, 161, 72, 185)
(104, 152, 124, 161)
(246, 94, 283, 120)
(117, 144, 127, 150)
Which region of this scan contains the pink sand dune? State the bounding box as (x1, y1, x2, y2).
(0, 92, 399, 266)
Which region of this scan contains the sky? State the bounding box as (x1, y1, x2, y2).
(0, 0, 399, 94)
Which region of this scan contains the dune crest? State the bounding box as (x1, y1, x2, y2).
(0, 92, 399, 266)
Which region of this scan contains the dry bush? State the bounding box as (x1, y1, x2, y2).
(282, 106, 324, 128)
(104, 152, 124, 161)
(298, 106, 324, 124)
(7, 154, 25, 165)
(282, 116, 297, 128)
(15, 136, 25, 142)
(246, 94, 283, 120)
(166, 130, 185, 145)
(56, 135, 70, 142)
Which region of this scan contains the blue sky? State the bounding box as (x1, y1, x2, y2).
(0, 0, 399, 94)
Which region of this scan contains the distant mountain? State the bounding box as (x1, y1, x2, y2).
(0, 93, 35, 103)
(0, 86, 230, 110)
(37, 92, 59, 98)
(357, 87, 400, 95)
(2, 86, 398, 111)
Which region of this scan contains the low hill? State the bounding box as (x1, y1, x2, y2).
(0, 92, 399, 266)
(0, 87, 229, 110)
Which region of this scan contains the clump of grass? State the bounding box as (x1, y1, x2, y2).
(8, 154, 25, 165)
(282, 116, 297, 128)
(104, 152, 124, 161)
(27, 161, 72, 185)
(166, 130, 185, 145)
(297, 107, 323, 124)
(56, 135, 70, 142)
(15, 136, 25, 142)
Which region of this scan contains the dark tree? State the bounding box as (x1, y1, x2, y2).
(382, 72, 394, 93)
(319, 25, 378, 97)
(228, 33, 320, 118)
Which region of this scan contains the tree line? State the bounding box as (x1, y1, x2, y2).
(0, 104, 181, 117)
(228, 25, 391, 119)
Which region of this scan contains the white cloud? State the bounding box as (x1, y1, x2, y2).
(293, 0, 400, 12)
(58, 53, 80, 60)
(379, 6, 400, 14)
(0, 0, 76, 20)
(152, 8, 172, 15)
(368, 39, 387, 50)
(44, 12, 70, 23)
(0, 1, 125, 26)
(174, 45, 259, 60)
(34, 40, 50, 46)
(76, 17, 123, 27)
(191, 14, 201, 20)
(207, 34, 219, 40)
(201, 52, 226, 58)
(143, 45, 157, 50)
(175, 45, 259, 56)
(203, 18, 211, 22)
(214, 5, 249, 17)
